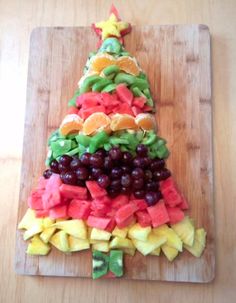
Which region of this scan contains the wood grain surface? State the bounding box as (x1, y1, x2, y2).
(0, 0, 236, 302)
(15, 25, 214, 283)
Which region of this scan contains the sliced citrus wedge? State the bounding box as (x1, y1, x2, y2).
(135, 113, 156, 130)
(83, 112, 111, 135)
(117, 56, 140, 76)
(110, 114, 137, 131)
(90, 54, 115, 73)
(60, 114, 83, 136)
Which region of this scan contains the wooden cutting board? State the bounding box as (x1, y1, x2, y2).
(15, 25, 215, 282)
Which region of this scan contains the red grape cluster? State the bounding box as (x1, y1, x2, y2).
(43, 144, 171, 206)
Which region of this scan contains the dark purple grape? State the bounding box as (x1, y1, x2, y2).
(76, 167, 89, 180)
(131, 167, 144, 179)
(160, 168, 171, 180)
(109, 147, 122, 160)
(111, 167, 123, 179)
(60, 171, 77, 185)
(108, 187, 120, 198)
(143, 156, 151, 168)
(77, 180, 85, 187)
(91, 167, 103, 179)
(146, 181, 159, 192)
(121, 165, 131, 174)
(133, 157, 146, 168)
(97, 174, 110, 188)
(58, 162, 70, 173)
(122, 151, 133, 164)
(95, 149, 107, 158)
(90, 154, 103, 168)
(110, 179, 121, 190)
(145, 191, 162, 206)
(144, 170, 152, 181)
(121, 187, 131, 195)
(121, 174, 132, 187)
(136, 144, 148, 156)
(150, 159, 165, 171)
(133, 178, 144, 190)
(133, 189, 145, 199)
(70, 158, 82, 170)
(50, 160, 59, 173)
(103, 156, 113, 170)
(80, 152, 91, 166)
(43, 169, 52, 179)
(59, 155, 73, 166)
(88, 174, 95, 181)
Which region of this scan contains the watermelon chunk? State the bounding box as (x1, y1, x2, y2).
(87, 216, 111, 229)
(86, 181, 107, 199)
(166, 207, 185, 224)
(111, 195, 129, 209)
(80, 105, 106, 120)
(135, 210, 152, 227)
(113, 103, 134, 115)
(68, 199, 91, 219)
(49, 204, 68, 219)
(130, 199, 147, 211)
(143, 105, 153, 112)
(131, 106, 142, 116)
(42, 174, 62, 209)
(147, 200, 170, 227)
(179, 196, 189, 210)
(59, 184, 88, 200)
(76, 92, 100, 106)
(37, 176, 48, 190)
(115, 203, 138, 226)
(28, 189, 44, 210)
(105, 218, 116, 232)
(160, 177, 183, 207)
(116, 84, 133, 105)
(133, 96, 146, 109)
(35, 209, 49, 218)
(67, 107, 79, 115)
(117, 215, 135, 229)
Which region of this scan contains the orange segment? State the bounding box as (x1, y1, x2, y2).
(90, 54, 115, 73)
(60, 114, 83, 136)
(110, 114, 138, 131)
(135, 113, 156, 130)
(83, 112, 111, 135)
(117, 56, 140, 76)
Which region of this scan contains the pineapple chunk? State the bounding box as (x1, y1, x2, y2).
(132, 233, 166, 256)
(90, 228, 111, 241)
(128, 223, 151, 241)
(184, 228, 206, 257)
(171, 216, 195, 246)
(50, 230, 69, 252)
(153, 224, 183, 252)
(18, 208, 41, 230)
(110, 237, 135, 250)
(150, 247, 161, 256)
(23, 223, 43, 240)
(112, 226, 128, 239)
(92, 241, 109, 252)
(40, 227, 56, 243)
(161, 244, 179, 261)
(68, 235, 90, 252)
(53, 220, 87, 239)
(43, 217, 55, 228)
(123, 248, 136, 256)
(27, 235, 51, 255)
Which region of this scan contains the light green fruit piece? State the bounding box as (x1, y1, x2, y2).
(171, 216, 195, 247)
(92, 251, 109, 279)
(27, 235, 51, 256)
(109, 250, 123, 277)
(184, 228, 207, 257)
(79, 75, 102, 93)
(52, 220, 87, 239)
(153, 224, 183, 252)
(92, 78, 112, 92)
(161, 244, 179, 262)
(103, 65, 120, 77)
(50, 230, 69, 252)
(99, 37, 122, 54)
(101, 83, 117, 92)
(114, 73, 136, 85)
(128, 223, 152, 242)
(68, 236, 90, 252)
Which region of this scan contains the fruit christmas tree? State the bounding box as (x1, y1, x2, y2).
(18, 6, 207, 279)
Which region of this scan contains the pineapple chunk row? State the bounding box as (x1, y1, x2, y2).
(18, 209, 206, 261)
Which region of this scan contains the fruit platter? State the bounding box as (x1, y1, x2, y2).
(16, 6, 215, 282)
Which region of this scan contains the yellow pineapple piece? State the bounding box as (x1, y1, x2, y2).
(52, 220, 87, 239)
(123, 248, 136, 256)
(40, 227, 57, 243)
(50, 230, 69, 252)
(23, 223, 44, 241)
(171, 216, 195, 246)
(110, 237, 135, 250)
(128, 223, 151, 241)
(132, 233, 166, 256)
(112, 226, 129, 239)
(150, 247, 161, 256)
(18, 208, 42, 230)
(161, 244, 179, 261)
(184, 228, 206, 257)
(92, 241, 109, 252)
(26, 235, 51, 255)
(43, 217, 55, 228)
(153, 224, 183, 252)
(68, 235, 90, 252)
(90, 228, 111, 241)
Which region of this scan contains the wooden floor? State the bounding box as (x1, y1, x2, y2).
(0, 0, 235, 302)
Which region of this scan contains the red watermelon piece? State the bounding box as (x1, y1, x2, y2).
(136, 210, 152, 227)
(37, 176, 48, 190)
(35, 209, 49, 218)
(87, 216, 111, 229)
(67, 107, 79, 115)
(113, 103, 134, 115)
(117, 215, 135, 229)
(116, 84, 133, 105)
(59, 184, 88, 200)
(111, 195, 129, 209)
(105, 218, 116, 232)
(86, 181, 107, 199)
(179, 196, 189, 210)
(131, 106, 142, 116)
(160, 177, 183, 207)
(28, 189, 44, 210)
(143, 105, 153, 112)
(130, 199, 147, 211)
(166, 207, 185, 224)
(76, 92, 99, 107)
(68, 199, 91, 219)
(133, 96, 146, 109)
(42, 174, 62, 209)
(115, 203, 138, 226)
(147, 200, 170, 227)
(49, 204, 68, 219)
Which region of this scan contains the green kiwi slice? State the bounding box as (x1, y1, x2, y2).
(92, 251, 109, 279)
(109, 250, 123, 277)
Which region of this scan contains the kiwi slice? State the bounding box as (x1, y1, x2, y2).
(92, 251, 109, 279)
(109, 250, 124, 277)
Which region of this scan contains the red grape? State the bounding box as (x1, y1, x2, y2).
(136, 144, 148, 156)
(60, 171, 77, 185)
(121, 174, 132, 187)
(103, 156, 113, 170)
(122, 151, 133, 164)
(91, 167, 103, 179)
(133, 178, 144, 190)
(76, 167, 89, 180)
(50, 160, 59, 173)
(145, 191, 162, 206)
(58, 163, 70, 173)
(59, 155, 73, 166)
(70, 158, 82, 170)
(97, 174, 110, 188)
(131, 168, 144, 179)
(134, 189, 145, 199)
(111, 167, 122, 179)
(90, 154, 103, 168)
(150, 159, 165, 171)
(80, 152, 91, 166)
(133, 157, 147, 168)
(43, 169, 52, 179)
(109, 147, 122, 160)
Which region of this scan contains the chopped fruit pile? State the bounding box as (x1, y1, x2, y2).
(18, 6, 207, 280)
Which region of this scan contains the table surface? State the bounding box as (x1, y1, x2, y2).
(0, 0, 235, 302)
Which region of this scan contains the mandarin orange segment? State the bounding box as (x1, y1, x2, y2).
(110, 114, 138, 131)
(83, 112, 111, 135)
(135, 113, 156, 130)
(90, 54, 115, 73)
(117, 56, 140, 76)
(60, 114, 83, 136)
